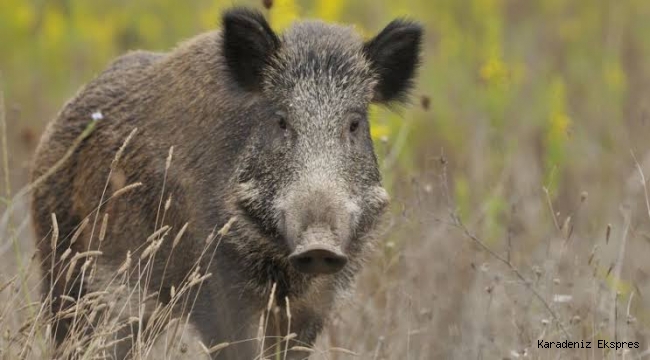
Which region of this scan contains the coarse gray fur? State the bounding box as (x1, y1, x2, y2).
(30, 7, 422, 359)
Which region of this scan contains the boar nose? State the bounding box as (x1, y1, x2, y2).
(289, 245, 348, 275)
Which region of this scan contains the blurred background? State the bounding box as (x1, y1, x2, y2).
(2, 0, 650, 358)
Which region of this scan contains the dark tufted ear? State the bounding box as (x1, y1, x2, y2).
(222, 8, 280, 91)
(364, 19, 423, 103)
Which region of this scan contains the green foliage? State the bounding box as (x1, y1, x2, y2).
(2, 0, 650, 258)
(3, 0, 650, 352)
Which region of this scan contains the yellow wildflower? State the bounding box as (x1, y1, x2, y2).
(315, 0, 344, 22)
(480, 55, 509, 85)
(269, 0, 300, 32)
(370, 123, 390, 142)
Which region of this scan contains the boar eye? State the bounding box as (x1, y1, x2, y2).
(349, 119, 359, 133)
(349, 113, 364, 133)
(276, 112, 288, 130)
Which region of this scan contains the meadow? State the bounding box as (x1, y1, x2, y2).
(1, 0, 650, 358)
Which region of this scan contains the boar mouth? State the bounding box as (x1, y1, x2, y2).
(235, 197, 349, 275)
(234, 180, 391, 274)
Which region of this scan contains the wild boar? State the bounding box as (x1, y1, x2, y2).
(31, 7, 422, 359)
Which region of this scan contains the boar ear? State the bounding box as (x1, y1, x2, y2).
(364, 19, 422, 103)
(223, 8, 280, 91)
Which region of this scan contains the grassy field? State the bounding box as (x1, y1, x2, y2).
(2, 0, 650, 359)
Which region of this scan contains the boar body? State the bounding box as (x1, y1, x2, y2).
(31, 8, 421, 359)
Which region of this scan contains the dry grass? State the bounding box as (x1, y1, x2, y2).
(1, 95, 649, 360)
(2, 4, 650, 357)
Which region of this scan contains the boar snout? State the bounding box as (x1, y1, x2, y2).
(276, 179, 360, 274)
(289, 226, 348, 274)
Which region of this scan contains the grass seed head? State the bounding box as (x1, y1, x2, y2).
(50, 213, 59, 251)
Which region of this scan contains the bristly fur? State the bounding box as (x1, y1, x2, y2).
(363, 19, 423, 103)
(31, 7, 421, 360)
(223, 8, 280, 91)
